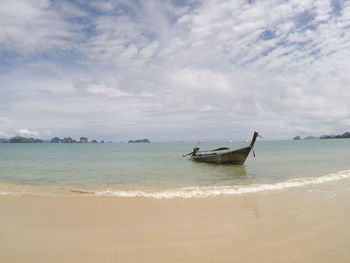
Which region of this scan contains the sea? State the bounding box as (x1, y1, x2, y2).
(1, 139, 350, 198)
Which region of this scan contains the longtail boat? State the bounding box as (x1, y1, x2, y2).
(184, 131, 261, 165)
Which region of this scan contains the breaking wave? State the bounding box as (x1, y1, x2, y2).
(94, 169, 350, 198)
(1, 169, 350, 199)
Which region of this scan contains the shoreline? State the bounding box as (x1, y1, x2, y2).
(1, 169, 350, 198)
(1, 179, 350, 262)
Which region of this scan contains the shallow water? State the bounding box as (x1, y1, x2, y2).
(1, 139, 350, 197)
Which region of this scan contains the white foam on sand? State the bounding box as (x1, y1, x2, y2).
(1, 170, 350, 198)
(94, 169, 350, 199)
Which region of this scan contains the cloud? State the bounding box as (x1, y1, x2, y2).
(85, 82, 134, 97)
(14, 129, 40, 137)
(0, 0, 80, 55)
(1, 0, 350, 140)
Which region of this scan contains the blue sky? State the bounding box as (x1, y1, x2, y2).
(0, 0, 350, 141)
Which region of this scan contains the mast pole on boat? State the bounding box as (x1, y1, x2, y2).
(250, 131, 261, 147)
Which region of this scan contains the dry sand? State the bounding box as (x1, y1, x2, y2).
(1, 180, 350, 263)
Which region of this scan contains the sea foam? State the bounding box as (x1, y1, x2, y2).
(1, 169, 350, 198)
(94, 169, 350, 199)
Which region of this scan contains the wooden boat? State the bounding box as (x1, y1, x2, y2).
(184, 131, 261, 165)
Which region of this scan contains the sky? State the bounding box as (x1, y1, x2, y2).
(0, 0, 350, 141)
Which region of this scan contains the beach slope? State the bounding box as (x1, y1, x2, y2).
(1, 180, 350, 263)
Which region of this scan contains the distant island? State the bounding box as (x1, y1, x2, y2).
(128, 138, 151, 143)
(293, 132, 350, 140)
(0, 136, 105, 143)
(4, 136, 44, 143)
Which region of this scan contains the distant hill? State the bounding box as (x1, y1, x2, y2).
(320, 132, 350, 139)
(293, 132, 350, 140)
(304, 136, 318, 140)
(51, 137, 100, 143)
(8, 136, 43, 143)
(1, 136, 110, 143)
(128, 138, 151, 143)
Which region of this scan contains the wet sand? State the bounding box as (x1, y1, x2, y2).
(1, 180, 350, 263)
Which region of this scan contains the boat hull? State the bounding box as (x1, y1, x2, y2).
(191, 146, 252, 165)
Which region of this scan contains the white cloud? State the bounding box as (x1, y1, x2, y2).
(1, 0, 350, 140)
(14, 129, 40, 137)
(0, 0, 80, 54)
(0, 131, 10, 137)
(86, 83, 133, 98)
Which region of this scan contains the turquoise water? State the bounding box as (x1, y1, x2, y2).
(1, 139, 350, 197)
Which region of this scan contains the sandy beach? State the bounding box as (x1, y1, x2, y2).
(1, 179, 350, 263)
